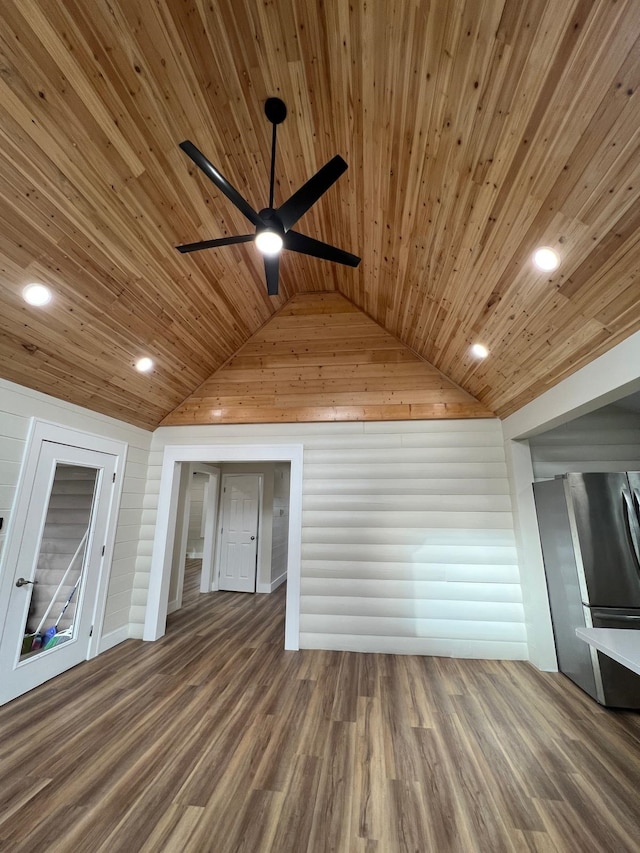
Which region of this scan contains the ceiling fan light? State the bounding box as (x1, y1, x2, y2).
(255, 230, 283, 255)
(533, 246, 560, 272)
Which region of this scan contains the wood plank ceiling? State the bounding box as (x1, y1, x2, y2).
(164, 292, 494, 424)
(0, 0, 639, 430)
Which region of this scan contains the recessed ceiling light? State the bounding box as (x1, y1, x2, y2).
(136, 357, 154, 372)
(533, 247, 560, 272)
(471, 343, 489, 359)
(22, 283, 52, 306)
(255, 230, 283, 255)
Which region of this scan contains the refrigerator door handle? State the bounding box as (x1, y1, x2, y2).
(622, 488, 640, 575)
(591, 610, 640, 623)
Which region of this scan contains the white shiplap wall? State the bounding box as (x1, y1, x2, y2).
(136, 420, 525, 659)
(529, 404, 640, 480)
(0, 378, 151, 644)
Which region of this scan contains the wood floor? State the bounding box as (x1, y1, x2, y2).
(1, 564, 639, 852)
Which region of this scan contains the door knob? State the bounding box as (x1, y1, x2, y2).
(250, 535, 255, 540)
(16, 577, 36, 588)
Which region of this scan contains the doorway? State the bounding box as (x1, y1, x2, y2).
(144, 443, 303, 649)
(0, 421, 126, 705)
(167, 464, 220, 614)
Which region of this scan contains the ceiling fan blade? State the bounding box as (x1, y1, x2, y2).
(284, 230, 361, 267)
(176, 234, 254, 254)
(277, 155, 348, 232)
(179, 140, 262, 228)
(264, 254, 279, 296)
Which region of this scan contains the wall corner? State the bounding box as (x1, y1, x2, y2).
(503, 434, 558, 671)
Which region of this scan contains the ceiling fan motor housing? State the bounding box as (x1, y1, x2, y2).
(257, 208, 285, 238)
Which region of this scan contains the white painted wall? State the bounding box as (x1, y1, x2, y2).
(186, 472, 207, 556)
(135, 420, 525, 659)
(167, 463, 192, 611)
(528, 405, 640, 480)
(0, 378, 151, 647)
(271, 462, 290, 588)
(503, 438, 556, 671)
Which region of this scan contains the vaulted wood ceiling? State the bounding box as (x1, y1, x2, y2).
(164, 292, 494, 425)
(0, 0, 639, 430)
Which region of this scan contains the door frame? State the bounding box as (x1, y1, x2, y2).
(0, 419, 127, 662)
(214, 472, 263, 593)
(167, 463, 193, 615)
(199, 465, 221, 593)
(144, 444, 303, 649)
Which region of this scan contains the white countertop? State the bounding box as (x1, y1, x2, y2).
(576, 627, 640, 677)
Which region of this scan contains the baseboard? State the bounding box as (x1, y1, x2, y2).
(98, 625, 130, 654)
(257, 572, 287, 594)
(167, 598, 179, 615)
(187, 551, 204, 559)
(271, 571, 287, 591)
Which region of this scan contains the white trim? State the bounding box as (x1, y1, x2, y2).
(200, 476, 209, 539)
(144, 443, 303, 650)
(257, 570, 287, 594)
(98, 625, 129, 654)
(173, 464, 193, 612)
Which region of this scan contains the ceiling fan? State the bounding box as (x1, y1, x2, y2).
(176, 97, 360, 296)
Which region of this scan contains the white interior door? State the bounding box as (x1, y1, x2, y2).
(0, 441, 116, 704)
(218, 475, 260, 593)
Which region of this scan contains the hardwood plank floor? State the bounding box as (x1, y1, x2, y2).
(0, 581, 639, 852)
(181, 558, 202, 607)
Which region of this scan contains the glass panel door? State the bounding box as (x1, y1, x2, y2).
(0, 440, 117, 705)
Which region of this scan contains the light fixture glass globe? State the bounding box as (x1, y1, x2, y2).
(533, 246, 560, 271)
(471, 343, 489, 359)
(23, 283, 52, 306)
(255, 230, 283, 255)
(136, 357, 154, 373)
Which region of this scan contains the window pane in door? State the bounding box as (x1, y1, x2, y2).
(20, 463, 98, 659)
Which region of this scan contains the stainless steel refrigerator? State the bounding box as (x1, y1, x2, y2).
(533, 472, 640, 709)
